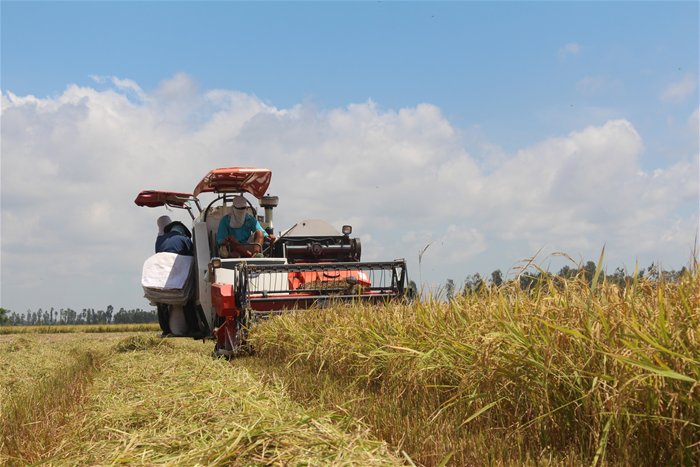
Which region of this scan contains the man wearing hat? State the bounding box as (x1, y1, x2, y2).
(155, 215, 193, 256)
(216, 195, 270, 258)
(152, 215, 197, 337)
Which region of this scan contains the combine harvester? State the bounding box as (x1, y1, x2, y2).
(135, 167, 408, 357)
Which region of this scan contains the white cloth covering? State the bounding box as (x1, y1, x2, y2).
(229, 196, 248, 228)
(141, 253, 193, 289)
(157, 215, 173, 235)
(141, 253, 194, 306)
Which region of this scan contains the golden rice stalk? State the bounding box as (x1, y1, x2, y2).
(249, 269, 700, 466)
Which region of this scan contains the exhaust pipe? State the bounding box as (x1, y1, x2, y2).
(259, 195, 279, 235)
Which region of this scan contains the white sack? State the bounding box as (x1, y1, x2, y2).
(169, 305, 188, 336)
(141, 253, 193, 290)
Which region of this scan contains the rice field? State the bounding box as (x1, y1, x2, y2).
(1, 267, 697, 466)
(248, 267, 700, 466)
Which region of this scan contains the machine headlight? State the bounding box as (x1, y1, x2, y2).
(342, 225, 352, 236)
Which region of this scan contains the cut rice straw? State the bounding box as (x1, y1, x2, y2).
(44, 337, 404, 466)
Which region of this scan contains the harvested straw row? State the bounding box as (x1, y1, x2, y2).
(0, 335, 109, 464)
(248, 271, 700, 466)
(0, 323, 161, 335)
(0, 334, 117, 412)
(46, 335, 405, 466)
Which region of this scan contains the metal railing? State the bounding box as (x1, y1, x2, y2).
(234, 260, 407, 312)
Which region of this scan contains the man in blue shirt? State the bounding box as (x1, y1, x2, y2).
(155, 217, 193, 256)
(153, 216, 196, 337)
(217, 195, 270, 257)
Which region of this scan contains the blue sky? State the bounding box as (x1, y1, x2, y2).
(1, 1, 698, 312)
(4, 2, 696, 151)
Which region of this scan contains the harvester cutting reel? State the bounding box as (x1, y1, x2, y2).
(212, 259, 409, 358)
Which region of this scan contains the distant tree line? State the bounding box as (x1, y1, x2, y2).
(446, 261, 691, 300)
(0, 261, 691, 321)
(0, 305, 157, 326)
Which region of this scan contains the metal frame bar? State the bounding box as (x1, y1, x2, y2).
(234, 260, 407, 311)
(240, 260, 406, 273)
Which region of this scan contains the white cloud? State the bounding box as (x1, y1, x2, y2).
(660, 73, 697, 103)
(559, 42, 581, 59)
(1, 74, 697, 311)
(91, 75, 145, 100)
(689, 107, 699, 135)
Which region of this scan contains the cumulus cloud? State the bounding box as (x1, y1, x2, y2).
(1, 74, 697, 311)
(90, 75, 145, 101)
(559, 42, 581, 59)
(660, 73, 697, 103)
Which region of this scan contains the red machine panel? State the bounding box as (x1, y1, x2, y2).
(193, 167, 272, 199)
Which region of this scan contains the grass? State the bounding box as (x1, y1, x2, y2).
(247, 266, 700, 466)
(0, 323, 161, 334)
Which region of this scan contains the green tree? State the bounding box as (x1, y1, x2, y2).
(582, 261, 597, 285)
(113, 308, 158, 324)
(556, 265, 577, 279)
(463, 273, 484, 294)
(607, 267, 628, 287)
(445, 279, 455, 301)
(490, 269, 503, 287)
(0, 308, 9, 325)
(406, 281, 418, 301)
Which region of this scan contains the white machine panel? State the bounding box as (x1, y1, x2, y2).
(214, 258, 289, 295)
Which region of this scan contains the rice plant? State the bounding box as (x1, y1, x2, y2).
(248, 266, 700, 465)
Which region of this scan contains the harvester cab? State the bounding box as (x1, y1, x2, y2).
(135, 167, 408, 357)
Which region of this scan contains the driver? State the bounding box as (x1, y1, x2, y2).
(216, 195, 272, 258)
